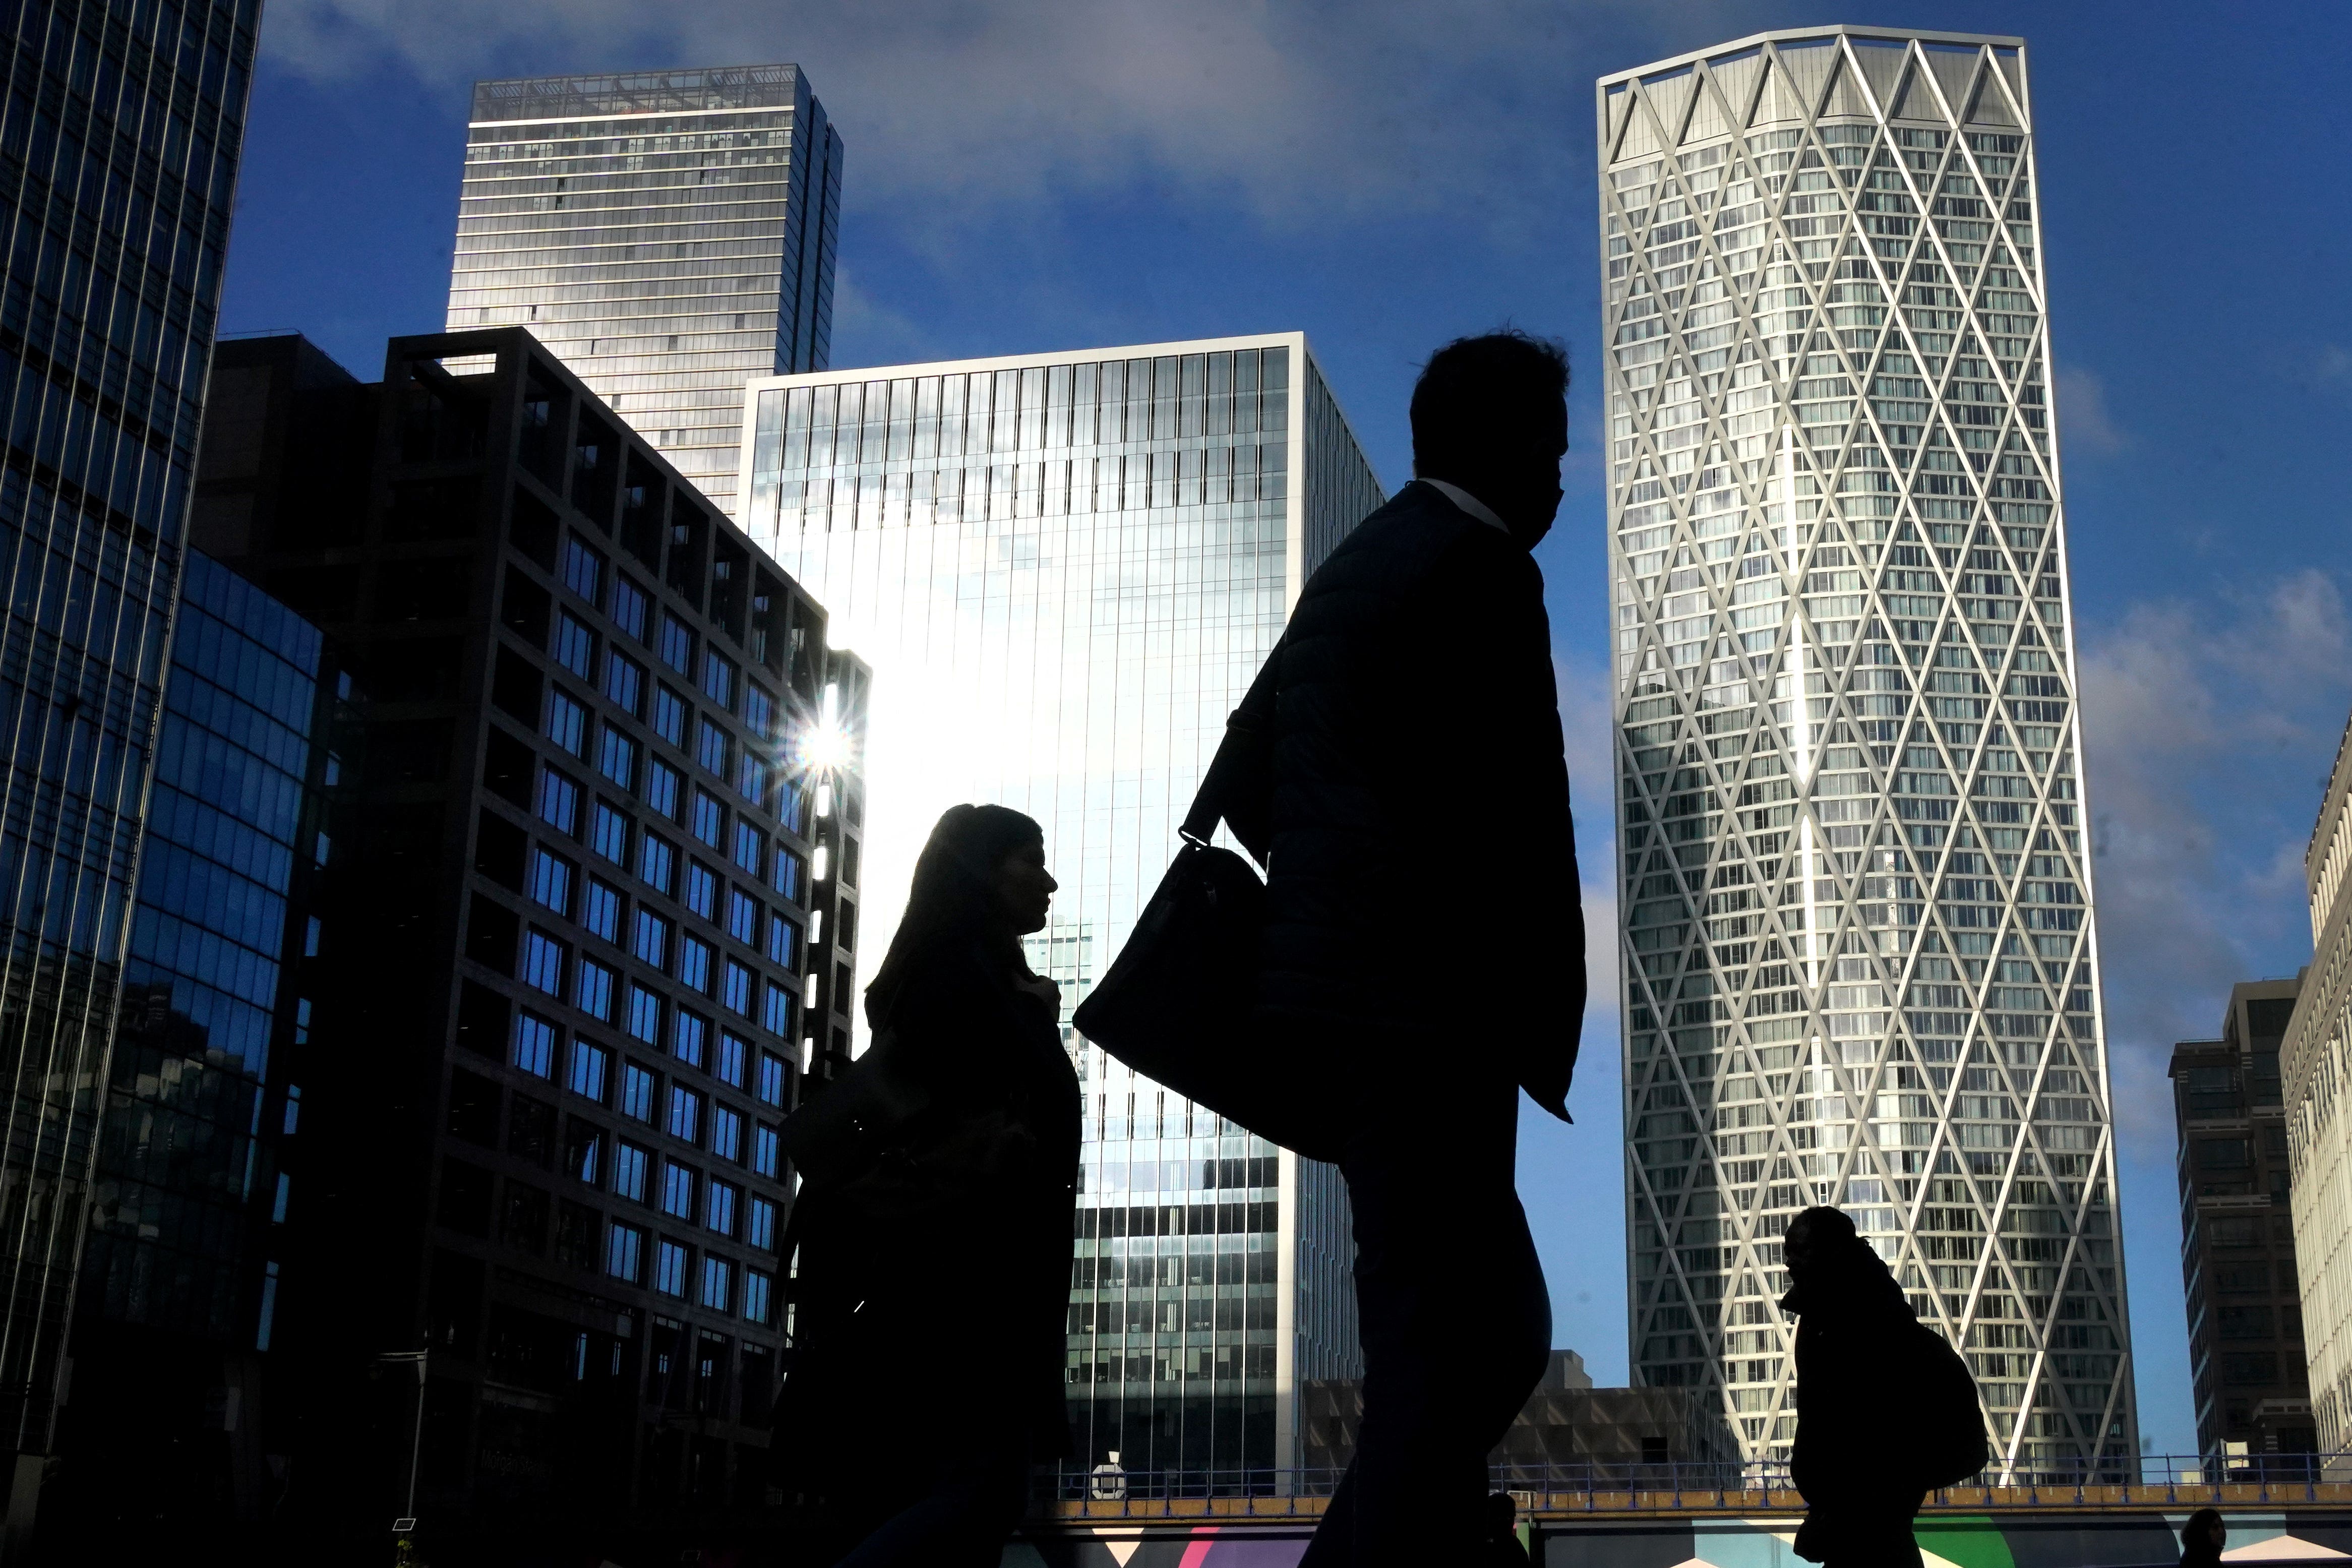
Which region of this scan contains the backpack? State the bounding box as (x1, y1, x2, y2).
(1906, 1320, 1989, 1488)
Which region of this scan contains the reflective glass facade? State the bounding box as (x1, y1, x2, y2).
(739, 335, 1383, 1477)
(449, 65, 841, 516)
(0, 0, 261, 1467)
(1598, 28, 2133, 1470)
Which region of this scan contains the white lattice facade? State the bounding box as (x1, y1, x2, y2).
(1599, 26, 2134, 1470)
(2286, 719, 2352, 1451)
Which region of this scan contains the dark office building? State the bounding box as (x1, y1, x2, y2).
(190, 328, 868, 1538)
(48, 551, 354, 1544)
(0, 0, 262, 1546)
(2171, 978, 2313, 1459)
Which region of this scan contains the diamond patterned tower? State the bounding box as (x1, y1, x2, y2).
(1597, 28, 2134, 1472)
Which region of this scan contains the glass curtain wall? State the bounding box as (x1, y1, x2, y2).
(1597, 27, 2133, 1473)
(739, 335, 1382, 1483)
(449, 65, 842, 516)
(0, 0, 262, 1470)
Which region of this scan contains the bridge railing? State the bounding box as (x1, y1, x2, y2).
(1043, 1453, 2351, 1518)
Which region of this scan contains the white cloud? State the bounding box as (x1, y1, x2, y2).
(2056, 363, 2128, 456)
(2076, 570, 2352, 1145)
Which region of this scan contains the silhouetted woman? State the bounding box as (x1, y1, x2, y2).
(774, 805, 1079, 1567)
(2179, 1507, 2225, 1567)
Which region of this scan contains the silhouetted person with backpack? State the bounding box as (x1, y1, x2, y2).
(773, 806, 1079, 1566)
(1784, 1205, 1985, 1566)
(1216, 332, 1583, 1568)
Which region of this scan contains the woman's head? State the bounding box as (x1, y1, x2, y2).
(2185, 1507, 2225, 1552)
(866, 805, 1052, 1023)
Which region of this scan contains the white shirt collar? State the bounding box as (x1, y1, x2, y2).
(1418, 477, 1510, 535)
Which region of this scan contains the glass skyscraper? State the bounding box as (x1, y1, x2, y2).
(737, 335, 1383, 1478)
(448, 65, 842, 516)
(1598, 27, 2132, 1471)
(0, 0, 261, 1518)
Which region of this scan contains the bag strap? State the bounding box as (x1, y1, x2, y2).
(1183, 643, 1280, 850)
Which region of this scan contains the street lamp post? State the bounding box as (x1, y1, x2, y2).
(377, 1350, 428, 1530)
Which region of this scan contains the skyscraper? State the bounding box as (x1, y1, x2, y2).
(737, 335, 1383, 1478)
(0, 0, 262, 1532)
(447, 65, 842, 516)
(1597, 27, 2132, 1470)
(2286, 712, 2352, 1452)
(2170, 979, 2311, 1461)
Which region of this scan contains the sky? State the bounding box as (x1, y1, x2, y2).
(224, 0, 2352, 1458)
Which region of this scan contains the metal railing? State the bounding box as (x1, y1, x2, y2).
(1038, 1453, 2351, 1519)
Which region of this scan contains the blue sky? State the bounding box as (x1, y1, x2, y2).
(229, 0, 2352, 1456)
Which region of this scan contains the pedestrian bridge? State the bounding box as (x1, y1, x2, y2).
(1011, 1463, 2352, 1566)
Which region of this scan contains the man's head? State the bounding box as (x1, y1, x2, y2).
(1410, 330, 1570, 549)
(1783, 1204, 1858, 1287)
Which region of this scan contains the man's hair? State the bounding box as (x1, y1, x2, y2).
(1787, 1204, 1857, 1246)
(1410, 329, 1570, 477)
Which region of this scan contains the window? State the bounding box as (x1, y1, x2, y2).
(744, 1269, 773, 1324)
(735, 750, 763, 805)
(530, 849, 574, 915)
(646, 758, 682, 820)
(748, 1196, 778, 1250)
(777, 780, 807, 835)
(762, 983, 796, 1040)
(575, 956, 616, 1021)
(700, 1255, 732, 1312)
(524, 931, 566, 997)
(568, 1039, 609, 1103)
(744, 684, 774, 740)
(612, 575, 648, 641)
(605, 650, 645, 715)
(733, 823, 764, 879)
(514, 1010, 557, 1077)
(613, 1141, 649, 1202)
(655, 1239, 689, 1297)
(701, 650, 736, 710)
(669, 1085, 703, 1144)
(707, 1179, 739, 1237)
(583, 879, 621, 942)
(685, 862, 718, 920)
(696, 720, 730, 780)
(753, 1123, 780, 1179)
(722, 959, 753, 1017)
(674, 1009, 709, 1069)
(757, 1052, 789, 1108)
(772, 848, 805, 904)
(606, 1222, 645, 1283)
(556, 613, 596, 679)
(661, 1161, 696, 1220)
(638, 832, 676, 894)
(545, 688, 588, 756)
(599, 729, 637, 791)
(566, 1118, 603, 1183)
(622, 1063, 656, 1122)
(680, 936, 713, 995)
(687, 790, 724, 851)
(564, 535, 606, 605)
(539, 768, 581, 835)
(726, 888, 759, 946)
(716, 1033, 748, 1090)
(627, 983, 661, 1044)
(633, 908, 671, 970)
(765, 914, 797, 967)
(660, 615, 695, 675)
(711, 1104, 743, 1163)
(653, 686, 687, 747)
(591, 802, 630, 866)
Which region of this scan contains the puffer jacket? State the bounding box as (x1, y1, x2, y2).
(1224, 479, 1584, 1122)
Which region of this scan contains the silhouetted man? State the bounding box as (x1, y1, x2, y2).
(1784, 1207, 1926, 1567)
(1223, 332, 1584, 1567)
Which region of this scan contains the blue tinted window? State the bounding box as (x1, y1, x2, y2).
(568, 1039, 610, 1103)
(611, 576, 648, 641)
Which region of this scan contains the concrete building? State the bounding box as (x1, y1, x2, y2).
(2286, 715, 2352, 1453)
(2170, 980, 2312, 1460)
(187, 328, 865, 1534)
(734, 335, 1383, 1480)
(1596, 26, 2131, 1470)
(447, 66, 842, 516)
